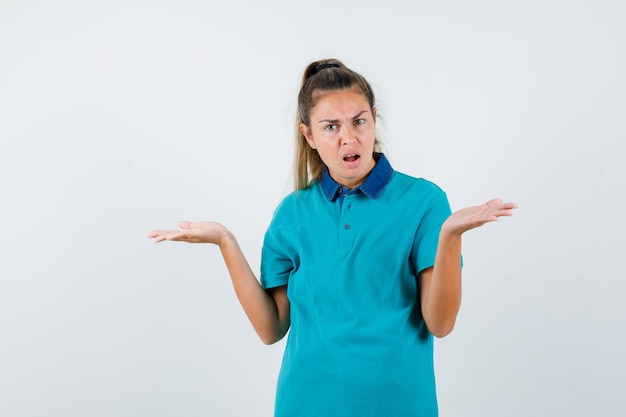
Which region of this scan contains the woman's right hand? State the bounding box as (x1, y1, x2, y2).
(147, 221, 227, 245)
(148, 220, 290, 343)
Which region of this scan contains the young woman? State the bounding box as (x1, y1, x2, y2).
(148, 59, 517, 416)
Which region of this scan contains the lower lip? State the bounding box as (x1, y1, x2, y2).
(343, 157, 360, 169)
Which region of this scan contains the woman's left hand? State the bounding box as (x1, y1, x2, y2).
(442, 198, 518, 236)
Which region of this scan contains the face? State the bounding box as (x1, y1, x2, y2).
(301, 88, 377, 189)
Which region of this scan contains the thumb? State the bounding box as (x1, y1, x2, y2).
(178, 220, 193, 229)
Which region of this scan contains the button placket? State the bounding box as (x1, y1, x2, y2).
(339, 194, 354, 249)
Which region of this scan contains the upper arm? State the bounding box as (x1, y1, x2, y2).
(418, 267, 434, 314)
(267, 285, 290, 340)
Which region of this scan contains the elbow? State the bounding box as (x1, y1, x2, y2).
(430, 325, 455, 338)
(423, 304, 460, 338)
(258, 327, 288, 345)
(427, 319, 456, 338)
(260, 334, 281, 345)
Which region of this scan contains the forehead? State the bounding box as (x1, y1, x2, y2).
(310, 88, 371, 118)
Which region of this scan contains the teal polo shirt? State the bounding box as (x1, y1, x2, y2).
(261, 153, 453, 417)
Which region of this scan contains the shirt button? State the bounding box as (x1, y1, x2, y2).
(343, 223, 351, 229)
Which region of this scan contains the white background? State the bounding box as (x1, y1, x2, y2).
(1, 1, 624, 416)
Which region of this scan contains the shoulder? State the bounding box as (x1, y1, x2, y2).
(385, 171, 452, 226)
(271, 182, 324, 219)
(387, 171, 447, 198)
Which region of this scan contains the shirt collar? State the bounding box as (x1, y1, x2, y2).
(320, 152, 393, 201)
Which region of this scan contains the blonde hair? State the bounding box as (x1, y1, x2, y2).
(294, 59, 382, 190)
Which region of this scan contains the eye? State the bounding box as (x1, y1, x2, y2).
(353, 118, 365, 126)
(324, 124, 338, 131)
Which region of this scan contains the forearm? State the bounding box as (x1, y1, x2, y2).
(422, 230, 463, 338)
(219, 230, 289, 344)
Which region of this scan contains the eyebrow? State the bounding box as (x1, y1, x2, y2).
(316, 110, 369, 124)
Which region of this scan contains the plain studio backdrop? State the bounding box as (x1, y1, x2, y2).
(1, 1, 624, 416)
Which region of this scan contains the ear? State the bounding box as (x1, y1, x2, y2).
(372, 107, 377, 121)
(300, 123, 316, 149)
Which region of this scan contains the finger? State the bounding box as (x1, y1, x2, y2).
(484, 198, 503, 208)
(492, 200, 517, 210)
(485, 200, 518, 216)
(496, 202, 518, 214)
(493, 207, 517, 218)
(168, 233, 186, 241)
(147, 232, 170, 243)
(179, 220, 192, 229)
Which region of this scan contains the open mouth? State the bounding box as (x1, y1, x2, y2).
(343, 154, 360, 162)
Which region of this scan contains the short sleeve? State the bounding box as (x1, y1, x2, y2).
(260, 207, 295, 289)
(411, 186, 457, 274)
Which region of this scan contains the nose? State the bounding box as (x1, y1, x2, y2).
(341, 127, 357, 145)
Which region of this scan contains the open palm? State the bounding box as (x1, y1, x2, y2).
(148, 221, 226, 245)
(443, 198, 518, 235)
